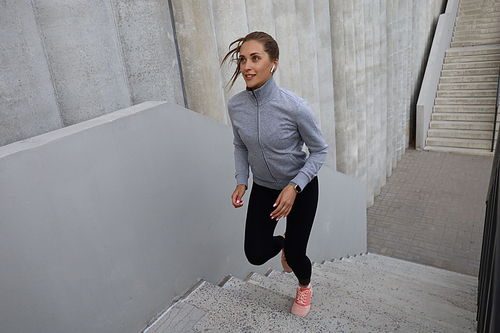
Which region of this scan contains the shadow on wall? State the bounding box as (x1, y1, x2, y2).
(0, 102, 366, 333)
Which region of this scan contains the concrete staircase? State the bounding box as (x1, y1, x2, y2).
(425, 0, 500, 155)
(143, 254, 477, 332)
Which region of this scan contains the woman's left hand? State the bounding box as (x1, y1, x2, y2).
(271, 185, 297, 221)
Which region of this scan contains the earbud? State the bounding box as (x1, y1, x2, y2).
(271, 65, 275, 73)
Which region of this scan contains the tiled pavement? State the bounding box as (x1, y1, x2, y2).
(367, 148, 494, 277)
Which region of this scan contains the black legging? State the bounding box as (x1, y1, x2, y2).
(244, 177, 319, 286)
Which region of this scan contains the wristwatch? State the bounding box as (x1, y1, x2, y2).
(289, 181, 302, 193)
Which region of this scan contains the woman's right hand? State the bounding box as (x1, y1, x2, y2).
(231, 185, 247, 208)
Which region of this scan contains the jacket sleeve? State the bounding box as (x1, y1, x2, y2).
(291, 101, 328, 191)
(230, 119, 250, 189)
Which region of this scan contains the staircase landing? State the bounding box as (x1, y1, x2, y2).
(144, 254, 477, 332)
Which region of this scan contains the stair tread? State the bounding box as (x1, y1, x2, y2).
(222, 276, 376, 332)
(145, 254, 478, 333)
(428, 128, 493, 137)
(427, 136, 491, 142)
(148, 281, 331, 333)
(423, 145, 495, 156)
(249, 256, 476, 332)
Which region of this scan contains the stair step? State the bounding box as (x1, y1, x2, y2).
(336, 254, 477, 291)
(454, 27, 500, 37)
(459, 2, 500, 11)
(146, 280, 329, 332)
(442, 60, 500, 70)
(456, 12, 500, 21)
(433, 104, 496, 113)
(458, 7, 500, 17)
(453, 33, 500, 43)
(438, 82, 499, 90)
(426, 136, 492, 149)
(144, 254, 478, 333)
(221, 275, 374, 332)
(456, 16, 500, 25)
(437, 89, 497, 98)
(434, 97, 496, 105)
(431, 112, 495, 121)
(455, 22, 500, 32)
(452, 39, 500, 47)
(220, 276, 295, 317)
(423, 145, 495, 156)
(250, 254, 476, 332)
(444, 53, 500, 63)
(445, 45, 500, 57)
(439, 74, 499, 83)
(441, 68, 499, 77)
(430, 120, 494, 130)
(428, 128, 493, 140)
(319, 256, 476, 311)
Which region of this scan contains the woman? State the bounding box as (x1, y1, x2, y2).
(222, 31, 328, 318)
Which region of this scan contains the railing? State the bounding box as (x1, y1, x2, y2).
(491, 69, 500, 152)
(477, 135, 500, 332)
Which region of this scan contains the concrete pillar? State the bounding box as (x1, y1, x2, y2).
(294, 0, 321, 124)
(111, 0, 184, 107)
(399, 0, 408, 157)
(386, 0, 396, 177)
(342, 0, 359, 178)
(0, 0, 62, 147)
(330, 0, 349, 175)
(32, 0, 131, 126)
(363, 0, 375, 206)
(372, 0, 384, 196)
(404, 1, 410, 149)
(245, 1, 276, 36)
(211, 0, 248, 107)
(353, 0, 367, 187)
(313, 0, 337, 170)
(396, 0, 404, 162)
(170, 1, 227, 124)
(245, 0, 280, 86)
(379, 0, 389, 183)
(405, 0, 418, 149)
(273, 0, 301, 96)
(245, 0, 281, 85)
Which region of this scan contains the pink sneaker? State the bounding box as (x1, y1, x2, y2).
(281, 234, 292, 273)
(291, 285, 312, 318)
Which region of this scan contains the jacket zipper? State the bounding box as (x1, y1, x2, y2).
(253, 91, 280, 188)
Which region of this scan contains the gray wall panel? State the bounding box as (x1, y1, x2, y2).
(0, 102, 366, 333)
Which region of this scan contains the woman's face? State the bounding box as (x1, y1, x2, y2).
(239, 40, 278, 90)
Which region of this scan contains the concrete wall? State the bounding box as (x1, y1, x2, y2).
(0, 102, 366, 333)
(0, 0, 184, 144)
(169, 0, 446, 206)
(0, 0, 63, 146)
(0, 0, 447, 206)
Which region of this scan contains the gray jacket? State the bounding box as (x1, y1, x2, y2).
(228, 77, 328, 191)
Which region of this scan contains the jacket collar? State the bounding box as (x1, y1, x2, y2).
(246, 76, 278, 106)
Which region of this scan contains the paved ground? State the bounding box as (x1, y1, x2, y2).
(367, 148, 494, 276)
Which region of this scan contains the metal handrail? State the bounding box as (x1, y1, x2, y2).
(478, 136, 500, 332)
(491, 68, 500, 152)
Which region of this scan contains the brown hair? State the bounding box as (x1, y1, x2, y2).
(221, 31, 279, 89)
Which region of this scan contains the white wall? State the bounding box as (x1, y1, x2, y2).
(0, 102, 366, 333)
